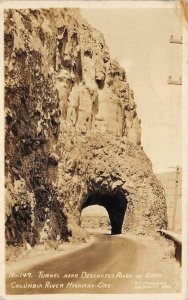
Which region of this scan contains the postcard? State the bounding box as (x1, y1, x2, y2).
(0, 1, 188, 299)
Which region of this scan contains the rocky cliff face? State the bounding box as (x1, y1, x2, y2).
(5, 8, 167, 246)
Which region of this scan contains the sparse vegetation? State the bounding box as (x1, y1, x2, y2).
(81, 215, 110, 231)
(6, 245, 28, 262)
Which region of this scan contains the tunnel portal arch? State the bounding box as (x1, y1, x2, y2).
(80, 192, 128, 235)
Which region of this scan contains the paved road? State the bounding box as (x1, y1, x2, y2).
(6, 233, 176, 294)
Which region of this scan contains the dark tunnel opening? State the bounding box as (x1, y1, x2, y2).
(81, 193, 127, 235)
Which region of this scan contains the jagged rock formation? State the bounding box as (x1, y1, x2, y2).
(5, 8, 167, 246)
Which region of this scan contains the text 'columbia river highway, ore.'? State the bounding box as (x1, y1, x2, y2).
(7, 271, 169, 291)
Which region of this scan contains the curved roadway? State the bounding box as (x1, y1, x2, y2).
(6, 232, 177, 294)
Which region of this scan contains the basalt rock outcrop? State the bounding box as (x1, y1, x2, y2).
(5, 8, 167, 246)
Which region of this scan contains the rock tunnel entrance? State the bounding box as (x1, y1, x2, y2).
(81, 193, 127, 235)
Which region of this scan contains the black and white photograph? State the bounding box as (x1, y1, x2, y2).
(1, 0, 188, 299)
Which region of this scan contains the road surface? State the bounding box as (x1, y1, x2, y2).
(6, 232, 178, 294)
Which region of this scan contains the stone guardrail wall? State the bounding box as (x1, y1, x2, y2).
(157, 229, 182, 265)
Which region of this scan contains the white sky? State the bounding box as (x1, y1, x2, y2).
(81, 7, 182, 174)
(82, 205, 108, 216)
